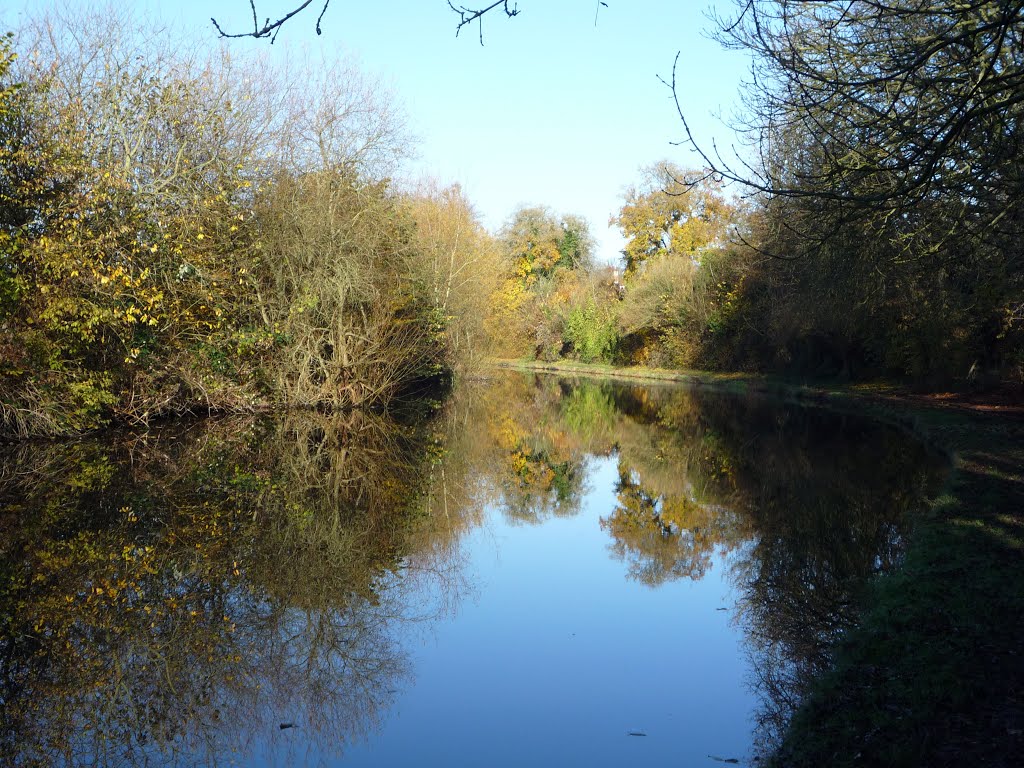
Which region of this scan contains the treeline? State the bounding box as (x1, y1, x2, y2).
(0, 10, 501, 437)
(499, 2, 1023, 389)
(500, 147, 1023, 385)
(4, 3, 1021, 438)
(478, 164, 743, 370)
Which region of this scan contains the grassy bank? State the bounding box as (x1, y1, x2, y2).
(494, 358, 1024, 766)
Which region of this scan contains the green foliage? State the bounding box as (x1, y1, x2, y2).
(565, 297, 618, 363)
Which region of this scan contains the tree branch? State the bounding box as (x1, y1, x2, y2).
(211, 0, 331, 41)
(212, 1, 523, 43)
(447, 1, 520, 45)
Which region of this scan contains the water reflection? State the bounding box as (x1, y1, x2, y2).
(0, 412, 459, 766)
(0, 375, 944, 765)
(466, 376, 942, 751)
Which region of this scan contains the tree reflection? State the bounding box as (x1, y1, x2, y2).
(457, 375, 943, 752)
(473, 377, 593, 525)
(712, 401, 943, 751)
(0, 411, 462, 767)
(601, 463, 740, 585)
(0, 375, 945, 765)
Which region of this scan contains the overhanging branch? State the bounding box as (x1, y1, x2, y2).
(211, 0, 331, 41)
(448, 1, 520, 45)
(212, 1, 522, 43)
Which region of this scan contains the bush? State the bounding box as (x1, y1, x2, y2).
(565, 297, 618, 363)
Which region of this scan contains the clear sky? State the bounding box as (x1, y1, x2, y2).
(4, 1, 751, 265)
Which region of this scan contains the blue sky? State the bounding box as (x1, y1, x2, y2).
(5, 1, 751, 264)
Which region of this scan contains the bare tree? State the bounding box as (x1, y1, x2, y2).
(677, 1, 1024, 231)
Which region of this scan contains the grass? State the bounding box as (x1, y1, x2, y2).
(493, 358, 1024, 767)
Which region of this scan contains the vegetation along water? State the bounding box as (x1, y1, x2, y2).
(1, 2, 1022, 765)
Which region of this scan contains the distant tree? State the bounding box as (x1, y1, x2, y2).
(501, 206, 594, 286)
(483, 206, 599, 360)
(612, 161, 734, 279)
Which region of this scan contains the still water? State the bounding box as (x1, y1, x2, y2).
(0, 374, 945, 766)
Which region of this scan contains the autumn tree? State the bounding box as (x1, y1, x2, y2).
(484, 206, 621, 364)
(0, 6, 480, 436)
(405, 181, 502, 373)
(501, 205, 593, 286)
(486, 206, 598, 359)
(613, 162, 734, 279)
(609, 163, 744, 367)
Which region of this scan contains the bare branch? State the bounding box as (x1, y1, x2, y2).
(448, 1, 520, 45)
(211, 1, 523, 43)
(211, 0, 332, 41)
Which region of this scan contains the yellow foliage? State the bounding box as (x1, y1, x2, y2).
(613, 162, 734, 278)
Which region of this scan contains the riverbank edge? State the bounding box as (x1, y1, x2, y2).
(491, 358, 1024, 766)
